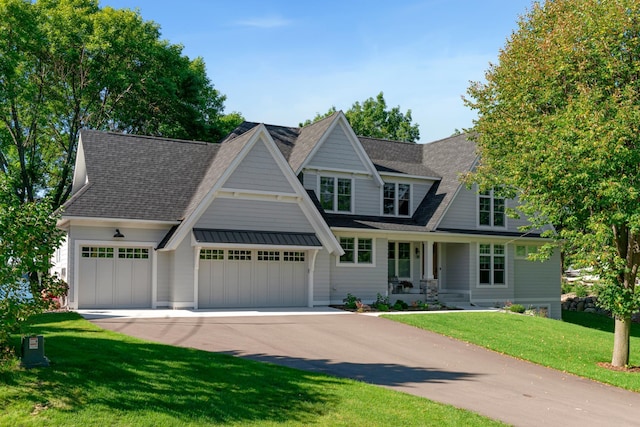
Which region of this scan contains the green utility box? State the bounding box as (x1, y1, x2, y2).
(21, 335, 50, 368)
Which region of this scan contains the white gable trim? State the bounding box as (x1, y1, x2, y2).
(296, 112, 384, 186)
(162, 125, 343, 255)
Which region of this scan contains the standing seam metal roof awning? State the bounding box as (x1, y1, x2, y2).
(193, 228, 323, 247)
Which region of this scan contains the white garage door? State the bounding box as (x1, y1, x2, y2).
(78, 246, 152, 308)
(198, 249, 307, 308)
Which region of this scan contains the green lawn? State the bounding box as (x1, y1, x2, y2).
(383, 311, 640, 391)
(0, 312, 504, 426)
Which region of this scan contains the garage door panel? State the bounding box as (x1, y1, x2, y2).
(78, 246, 151, 309)
(198, 261, 212, 306)
(79, 258, 97, 307)
(198, 249, 307, 308)
(225, 261, 241, 306)
(115, 261, 133, 306)
(95, 258, 115, 306)
(131, 260, 151, 307)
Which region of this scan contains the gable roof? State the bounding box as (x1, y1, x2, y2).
(315, 133, 478, 233)
(62, 130, 218, 222)
(420, 133, 478, 229)
(64, 121, 478, 237)
(159, 124, 342, 254)
(359, 137, 440, 177)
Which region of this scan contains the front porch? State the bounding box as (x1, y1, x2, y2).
(387, 240, 472, 306)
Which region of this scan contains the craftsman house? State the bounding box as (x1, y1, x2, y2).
(52, 112, 561, 317)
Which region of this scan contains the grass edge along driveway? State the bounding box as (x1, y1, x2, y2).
(384, 310, 640, 392)
(0, 312, 504, 427)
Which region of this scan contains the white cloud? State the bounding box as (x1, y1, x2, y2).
(234, 15, 291, 29)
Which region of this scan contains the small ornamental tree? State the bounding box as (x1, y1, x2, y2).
(0, 177, 65, 359)
(465, 0, 640, 367)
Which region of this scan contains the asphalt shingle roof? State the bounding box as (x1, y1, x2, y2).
(63, 121, 478, 235)
(63, 130, 219, 221)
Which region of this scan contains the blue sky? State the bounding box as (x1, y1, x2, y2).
(100, 1, 534, 142)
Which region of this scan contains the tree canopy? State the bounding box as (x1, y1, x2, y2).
(466, 0, 640, 367)
(300, 92, 420, 142)
(0, 0, 243, 208)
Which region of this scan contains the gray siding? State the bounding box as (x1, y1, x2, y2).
(438, 185, 476, 229)
(224, 138, 294, 193)
(514, 250, 561, 319)
(412, 182, 432, 214)
(51, 234, 69, 282)
(196, 198, 315, 233)
(156, 251, 170, 303)
(442, 243, 470, 291)
(439, 186, 546, 234)
(329, 238, 387, 304)
(171, 237, 195, 304)
(302, 171, 317, 191)
(354, 176, 381, 216)
(306, 124, 368, 171)
(313, 250, 331, 305)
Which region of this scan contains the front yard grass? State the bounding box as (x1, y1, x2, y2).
(384, 311, 640, 391)
(0, 312, 504, 426)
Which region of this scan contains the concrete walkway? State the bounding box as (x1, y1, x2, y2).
(83, 309, 640, 427)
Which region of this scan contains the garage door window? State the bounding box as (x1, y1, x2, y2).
(229, 250, 251, 260)
(200, 249, 224, 260)
(82, 247, 114, 258)
(283, 251, 305, 262)
(258, 251, 280, 261)
(118, 248, 149, 259)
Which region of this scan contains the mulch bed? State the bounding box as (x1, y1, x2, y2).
(596, 362, 640, 373)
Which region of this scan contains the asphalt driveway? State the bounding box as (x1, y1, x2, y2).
(84, 309, 640, 426)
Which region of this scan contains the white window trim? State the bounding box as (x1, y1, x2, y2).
(336, 237, 376, 267)
(477, 189, 507, 229)
(477, 243, 508, 288)
(318, 175, 354, 214)
(381, 182, 412, 217)
(387, 241, 413, 280)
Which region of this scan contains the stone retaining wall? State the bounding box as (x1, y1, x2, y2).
(562, 296, 610, 316)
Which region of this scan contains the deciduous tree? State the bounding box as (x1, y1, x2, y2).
(0, 176, 65, 359)
(466, 0, 640, 367)
(0, 0, 242, 209)
(301, 92, 420, 142)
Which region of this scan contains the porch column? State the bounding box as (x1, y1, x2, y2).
(423, 241, 434, 280)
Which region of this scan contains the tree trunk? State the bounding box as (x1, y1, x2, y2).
(612, 316, 631, 367)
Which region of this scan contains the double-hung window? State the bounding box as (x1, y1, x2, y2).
(388, 242, 411, 278)
(479, 243, 505, 286)
(320, 176, 352, 213)
(383, 183, 411, 216)
(479, 190, 505, 227)
(339, 237, 373, 265)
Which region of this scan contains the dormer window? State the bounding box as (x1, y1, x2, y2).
(383, 183, 411, 216)
(320, 176, 352, 213)
(479, 190, 505, 227)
